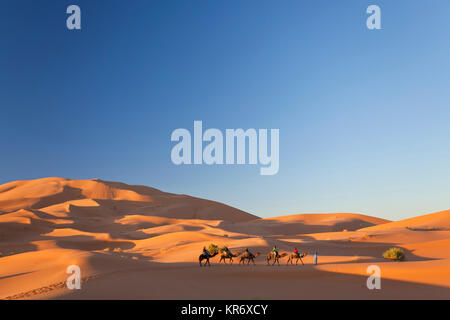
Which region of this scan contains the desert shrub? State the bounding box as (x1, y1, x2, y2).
(359, 234, 371, 241)
(383, 248, 405, 261)
(207, 243, 219, 255)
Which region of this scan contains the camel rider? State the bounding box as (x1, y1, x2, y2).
(272, 246, 279, 258)
(203, 246, 210, 257)
(294, 247, 299, 257)
(225, 247, 232, 256)
(245, 248, 250, 255)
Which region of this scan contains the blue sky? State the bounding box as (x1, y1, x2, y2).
(1, 0, 449, 220)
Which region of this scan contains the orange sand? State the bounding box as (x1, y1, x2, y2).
(0, 178, 449, 299)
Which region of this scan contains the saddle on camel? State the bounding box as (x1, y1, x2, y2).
(219, 247, 241, 265)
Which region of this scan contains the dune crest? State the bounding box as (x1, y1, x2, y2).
(0, 177, 257, 221)
(360, 210, 450, 231)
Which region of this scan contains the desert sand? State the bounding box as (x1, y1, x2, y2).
(0, 177, 449, 300)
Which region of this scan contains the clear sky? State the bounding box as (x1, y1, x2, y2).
(1, 0, 449, 220)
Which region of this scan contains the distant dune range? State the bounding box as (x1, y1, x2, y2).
(0, 177, 449, 299)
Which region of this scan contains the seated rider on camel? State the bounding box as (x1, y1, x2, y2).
(224, 246, 232, 257)
(203, 246, 210, 257)
(272, 245, 279, 258)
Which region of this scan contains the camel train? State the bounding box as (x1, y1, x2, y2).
(199, 245, 307, 267)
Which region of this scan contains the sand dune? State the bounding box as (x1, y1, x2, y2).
(0, 177, 257, 222)
(265, 213, 390, 232)
(360, 210, 450, 231)
(0, 177, 449, 299)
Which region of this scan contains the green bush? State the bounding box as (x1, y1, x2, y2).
(207, 243, 219, 255)
(383, 247, 405, 261)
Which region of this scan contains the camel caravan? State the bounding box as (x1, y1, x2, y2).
(199, 245, 307, 267)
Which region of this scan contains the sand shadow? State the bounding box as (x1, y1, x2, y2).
(50, 259, 450, 300)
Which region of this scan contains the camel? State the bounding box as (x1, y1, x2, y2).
(266, 252, 288, 266)
(199, 252, 219, 267)
(219, 251, 241, 265)
(239, 251, 260, 265)
(286, 252, 308, 265)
